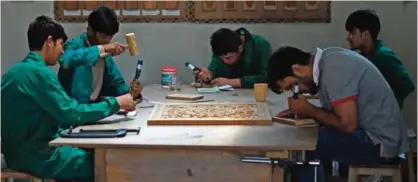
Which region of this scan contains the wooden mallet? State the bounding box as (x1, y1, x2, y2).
(125, 33, 139, 56)
(99, 33, 138, 57)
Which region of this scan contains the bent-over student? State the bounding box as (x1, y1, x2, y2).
(196, 27, 272, 88)
(1, 15, 135, 182)
(268, 46, 408, 182)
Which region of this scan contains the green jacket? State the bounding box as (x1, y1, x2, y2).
(1, 52, 120, 179)
(58, 33, 129, 103)
(363, 40, 416, 109)
(208, 28, 272, 88)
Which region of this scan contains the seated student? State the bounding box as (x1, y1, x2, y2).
(345, 9, 415, 109)
(268, 46, 409, 182)
(196, 27, 272, 88)
(58, 5, 142, 104)
(1, 15, 135, 181)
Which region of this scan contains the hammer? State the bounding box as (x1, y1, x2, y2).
(99, 33, 139, 57)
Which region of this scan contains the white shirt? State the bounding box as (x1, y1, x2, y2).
(86, 39, 106, 101)
(312, 47, 323, 86)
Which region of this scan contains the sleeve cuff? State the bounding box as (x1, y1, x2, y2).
(239, 78, 251, 88)
(104, 97, 121, 114)
(331, 95, 357, 107)
(98, 45, 105, 55)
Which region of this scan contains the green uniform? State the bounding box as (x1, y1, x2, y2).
(58, 32, 129, 103)
(1, 52, 120, 180)
(362, 40, 416, 109)
(208, 28, 272, 88)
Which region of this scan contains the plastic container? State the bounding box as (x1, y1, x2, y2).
(161, 67, 177, 88)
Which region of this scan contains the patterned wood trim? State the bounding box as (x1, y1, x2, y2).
(54, 1, 330, 23)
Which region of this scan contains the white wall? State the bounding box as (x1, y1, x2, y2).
(1, 1, 417, 149)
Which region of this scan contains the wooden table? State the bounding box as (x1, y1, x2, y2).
(50, 85, 318, 182)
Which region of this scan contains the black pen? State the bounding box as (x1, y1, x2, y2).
(293, 81, 299, 119)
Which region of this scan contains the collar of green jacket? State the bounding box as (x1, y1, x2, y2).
(25, 51, 47, 66)
(374, 39, 384, 54)
(362, 39, 385, 57)
(80, 32, 91, 47)
(235, 27, 256, 65)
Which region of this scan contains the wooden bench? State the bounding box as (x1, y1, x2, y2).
(348, 164, 402, 182)
(348, 129, 416, 182)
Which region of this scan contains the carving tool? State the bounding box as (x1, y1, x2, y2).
(133, 56, 144, 89)
(293, 81, 299, 119)
(185, 62, 212, 84)
(60, 127, 141, 138)
(125, 33, 143, 116)
(120, 58, 142, 117)
(188, 99, 215, 103)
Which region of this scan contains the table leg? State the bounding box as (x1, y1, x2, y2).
(407, 150, 415, 182)
(272, 166, 285, 182)
(95, 148, 107, 182)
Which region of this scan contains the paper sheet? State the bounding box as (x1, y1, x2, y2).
(219, 85, 234, 91)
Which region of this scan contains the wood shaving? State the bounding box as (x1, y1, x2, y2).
(161, 104, 258, 119)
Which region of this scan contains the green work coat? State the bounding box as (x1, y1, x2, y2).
(1, 52, 120, 180)
(58, 32, 129, 103)
(362, 40, 416, 109)
(208, 28, 272, 88)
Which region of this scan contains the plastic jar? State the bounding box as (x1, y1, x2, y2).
(161, 67, 177, 88)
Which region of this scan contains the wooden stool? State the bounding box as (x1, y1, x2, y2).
(348, 164, 402, 182)
(348, 128, 416, 182)
(1, 169, 55, 182)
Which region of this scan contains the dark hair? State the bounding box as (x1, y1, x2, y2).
(268, 46, 311, 93)
(345, 9, 380, 41)
(27, 15, 67, 51)
(88, 5, 119, 35)
(210, 28, 242, 56)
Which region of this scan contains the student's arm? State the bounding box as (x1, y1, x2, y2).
(374, 52, 416, 106)
(28, 68, 120, 126)
(59, 39, 104, 69)
(239, 40, 272, 88)
(106, 57, 129, 96)
(305, 59, 364, 133)
(306, 100, 358, 132)
(207, 54, 223, 79)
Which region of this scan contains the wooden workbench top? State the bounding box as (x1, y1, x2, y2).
(50, 84, 319, 151)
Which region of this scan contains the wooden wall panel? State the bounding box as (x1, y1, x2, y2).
(124, 1, 139, 10)
(84, 1, 99, 10)
(54, 1, 330, 23)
